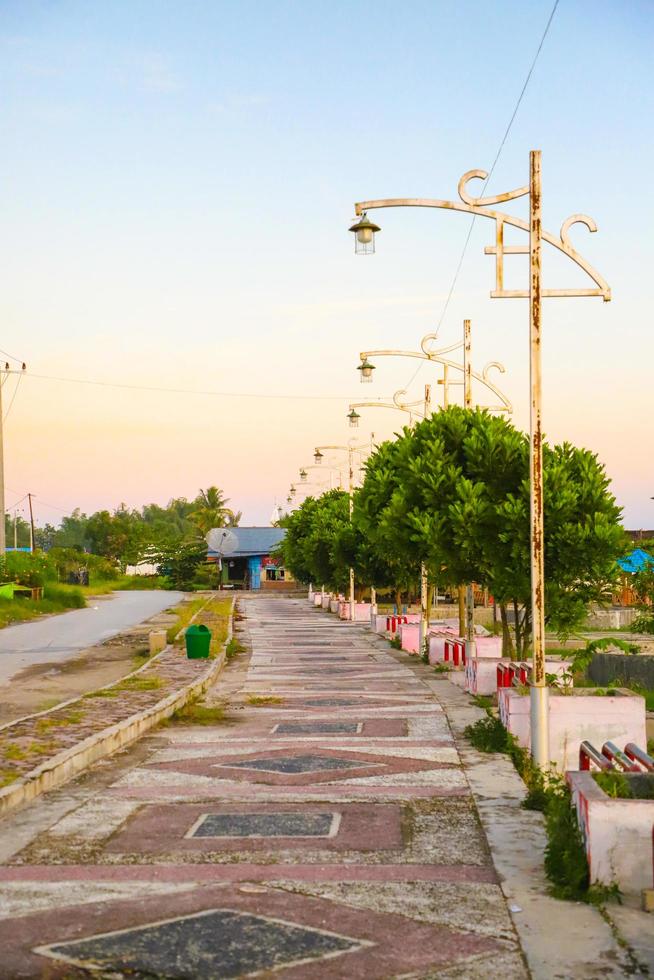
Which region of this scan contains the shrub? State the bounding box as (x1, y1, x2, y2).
(42, 584, 85, 608)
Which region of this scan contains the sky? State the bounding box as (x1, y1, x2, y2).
(0, 0, 652, 530)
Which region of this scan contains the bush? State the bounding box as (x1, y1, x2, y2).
(43, 584, 86, 608)
(0, 551, 56, 587)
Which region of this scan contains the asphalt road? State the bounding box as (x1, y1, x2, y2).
(0, 590, 183, 686)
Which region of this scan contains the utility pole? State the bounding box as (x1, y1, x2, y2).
(28, 493, 35, 552)
(0, 366, 5, 559)
(463, 320, 476, 659)
(0, 361, 27, 560)
(419, 384, 432, 658)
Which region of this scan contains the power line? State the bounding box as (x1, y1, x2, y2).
(23, 371, 393, 403)
(403, 0, 560, 392)
(3, 372, 23, 423)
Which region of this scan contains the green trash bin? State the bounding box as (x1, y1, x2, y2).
(185, 623, 211, 659)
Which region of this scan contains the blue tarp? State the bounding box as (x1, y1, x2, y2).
(617, 548, 654, 574)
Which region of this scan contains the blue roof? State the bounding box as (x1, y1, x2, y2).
(207, 526, 286, 558)
(617, 548, 654, 574)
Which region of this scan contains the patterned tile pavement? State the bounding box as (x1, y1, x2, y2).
(0, 596, 529, 978)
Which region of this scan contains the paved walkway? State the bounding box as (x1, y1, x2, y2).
(0, 597, 531, 976)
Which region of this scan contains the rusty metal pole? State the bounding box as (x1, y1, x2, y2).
(463, 321, 476, 658)
(529, 150, 549, 768)
(463, 319, 472, 409)
(419, 384, 432, 658)
(348, 446, 355, 623)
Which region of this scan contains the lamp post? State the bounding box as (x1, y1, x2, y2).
(350, 152, 611, 767)
(314, 439, 374, 622)
(352, 319, 509, 657)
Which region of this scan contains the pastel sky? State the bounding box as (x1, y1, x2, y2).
(1, 0, 652, 529)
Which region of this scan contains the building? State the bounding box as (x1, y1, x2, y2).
(206, 527, 291, 591)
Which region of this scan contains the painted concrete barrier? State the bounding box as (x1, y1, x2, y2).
(329, 598, 340, 613)
(337, 601, 371, 622)
(498, 688, 647, 771)
(400, 622, 420, 654)
(321, 593, 331, 610)
(466, 657, 509, 695)
(568, 767, 654, 896)
(474, 636, 503, 658)
(313, 593, 323, 607)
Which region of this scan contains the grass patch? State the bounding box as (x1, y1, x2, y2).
(470, 694, 494, 711)
(169, 702, 227, 726)
(0, 770, 18, 787)
(389, 635, 402, 650)
(85, 687, 120, 698)
(246, 695, 283, 706)
(27, 740, 56, 755)
(3, 743, 26, 761)
(116, 674, 164, 692)
(0, 586, 86, 629)
(433, 663, 452, 675)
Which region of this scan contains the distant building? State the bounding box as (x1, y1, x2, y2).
(206, 526, 291, 591)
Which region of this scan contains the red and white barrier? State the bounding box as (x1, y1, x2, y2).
(569, 743, 654, 895)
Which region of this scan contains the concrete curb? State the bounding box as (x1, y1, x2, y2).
(0, 597, 234, 817)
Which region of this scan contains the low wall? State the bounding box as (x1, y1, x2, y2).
(589, 652, 654, 690)
(499, 689, 647, 771)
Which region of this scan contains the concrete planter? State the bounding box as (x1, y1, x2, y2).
(372, 614, 391, 634)
(321, 593, 331, 610)
(400, 622, 420, 654)
(427, 630, 458, 665)
(465, 657, 509, 695)
(568, 770, 654, 896)
(498, 688, 647, 771)
(329, 599, 340, 614)
(313, 593, 323, 607)
(338, 601, 370, 622)
(473, 636, 503, 658)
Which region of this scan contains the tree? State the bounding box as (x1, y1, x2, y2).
(359, 407, 625, 652)
(189, 487, 238, 535)
(280, 490, 351, 591)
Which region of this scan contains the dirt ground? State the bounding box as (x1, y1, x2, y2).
(0, 607, 180, 726)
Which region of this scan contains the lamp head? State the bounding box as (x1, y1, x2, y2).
(348, 212, 380, 255)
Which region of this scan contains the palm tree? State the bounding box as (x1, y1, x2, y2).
(189, 487, 238, 535)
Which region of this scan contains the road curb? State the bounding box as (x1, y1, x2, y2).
(0, 597, 234, 817)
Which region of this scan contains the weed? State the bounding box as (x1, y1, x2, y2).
(471, 694, 494, 711)
(3, 743, 26, 761)
(389, 635, 402, 650)
(464, 712, 621, 902)
(246, 695, 283, 706)
(433, 663, 452, 674)
(61, 711, 85, 724)
(170, 703, 227, 726)
(226, 637, 245, 660)
(85, 688, 120, 699)
(0, 770, 18, 787)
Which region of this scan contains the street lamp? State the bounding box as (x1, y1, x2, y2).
(348, 213, 380, 255)
(289, 485, 297, 499)
(314, 439, 374, 621)
(347, 408, 361, 428)
(350, 152, 611, 768)
(299, 468, 307, 482)
(314, 449, 323, 465)
(357, 358, 376, 383)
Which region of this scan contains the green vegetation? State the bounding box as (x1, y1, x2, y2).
(464, 711, 621, 902)
(280, 408, 625, 656)
(246, 695, 283, 706)
(168, 702, 228, 726)
(116, 675, 163, 692)
(226, 637, 245, 660)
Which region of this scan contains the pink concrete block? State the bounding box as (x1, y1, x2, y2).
(498, 688, 647, 772)
(321, 594, 331, 610)
(472, 636, 503, 658)
(568, 770, 654, 896)
(313, 593, 323, 607)
(400, 623, 420, 654)
(465, 657, 511, 695)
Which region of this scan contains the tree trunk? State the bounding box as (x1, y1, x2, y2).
(513, 599, 522, 658)
(394, 588, 402, 614)
(457, 586, 466, 637)
(500, 603, 514, 658)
